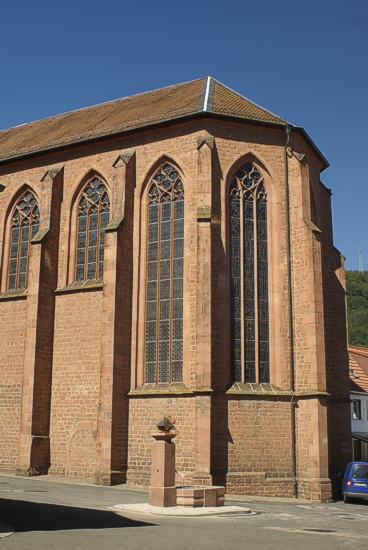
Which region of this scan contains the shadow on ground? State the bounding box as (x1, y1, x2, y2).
(0, 498, 156, 532)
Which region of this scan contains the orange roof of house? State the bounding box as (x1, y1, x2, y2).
(349, 346, 368, 393)
(0, 77, 288, 164)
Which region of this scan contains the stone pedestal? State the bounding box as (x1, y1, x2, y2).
(176, 486, 225, 507)
(148, 432, 177, 507)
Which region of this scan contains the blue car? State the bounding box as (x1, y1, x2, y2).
(343, 461, 368, 503)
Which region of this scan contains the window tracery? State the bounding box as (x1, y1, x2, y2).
(229, 163, 269, 383)
(8, 190, 40, 290)
(145, 163, 184, 384)
(75, 176, 110, 281)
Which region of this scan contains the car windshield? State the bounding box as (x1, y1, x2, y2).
(352, 464, 368, 479)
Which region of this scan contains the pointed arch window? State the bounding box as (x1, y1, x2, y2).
(8, 190, 40, 290)
(229, 163, 269, 384)
(145, 163, 184, 384)
(75, 176, 110, 281)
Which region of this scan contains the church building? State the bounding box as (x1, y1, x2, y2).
(0, 77, 352, 499)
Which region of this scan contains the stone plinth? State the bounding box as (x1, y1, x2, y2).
(204, 486, 225, 506)
(148, 432, 177, 507)
(176, 486, 225, 507)
(176, 487, 204, 507)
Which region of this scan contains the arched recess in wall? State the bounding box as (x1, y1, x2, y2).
(1, 185, 40, 292)
(225, 153, 280, 387)
(68, 170, 111, 283)
(65, 422, 97, 479)
(139, 157, 186, 386)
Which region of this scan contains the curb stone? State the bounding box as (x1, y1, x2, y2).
(0, 522, 14, 539)
(110, 503, 252, 517)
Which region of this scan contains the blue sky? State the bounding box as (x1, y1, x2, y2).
(1, 0, 367, 269)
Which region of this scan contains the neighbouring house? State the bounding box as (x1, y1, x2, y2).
(349, 346, 368, 459)
(0, 77, 352, 500)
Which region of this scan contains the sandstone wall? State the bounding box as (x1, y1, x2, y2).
(0, 118, 351, 498)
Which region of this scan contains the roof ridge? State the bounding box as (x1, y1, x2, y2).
(0, 76, 328, 168)
(0, 77, 206, 135)
(200, 76, 215, 113)
(211, 77, 288, 123)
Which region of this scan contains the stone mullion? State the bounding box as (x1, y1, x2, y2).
(74, 212, 79, 281)
(96, 203, 102, 278)
(169, 197, 174, 384)
(240, 191, 245, 383)
(24, 223, 29, 288)
(156, 199, 162, 384)
(253, 189, 259, 384)
(143, 199, 152, 384)
(84, 208, 91, 280)
(15, 220, 23, 289)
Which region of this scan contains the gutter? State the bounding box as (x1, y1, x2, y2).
(0, 114, 328, 171)
(294, 126, 329, 171)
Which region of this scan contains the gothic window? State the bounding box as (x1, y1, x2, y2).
(75, 176, 110, 281)
(229, 163, 269, 384)
(145, 163, 184, 384)
(8, 190, 40, 290)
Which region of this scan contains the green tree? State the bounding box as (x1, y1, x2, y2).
(346, 271, 368, 347)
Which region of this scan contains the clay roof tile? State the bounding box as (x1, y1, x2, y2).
(349, 346, 368, 393)
(1, 77, 308, 165)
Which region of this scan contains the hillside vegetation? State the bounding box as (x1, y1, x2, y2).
(346, 271, 368, 347)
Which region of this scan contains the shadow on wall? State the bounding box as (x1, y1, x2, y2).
(323, 247, 352, 499)
(210, 143, 231, 486)
(0, 498, 156, 533)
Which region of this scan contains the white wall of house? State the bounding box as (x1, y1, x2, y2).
(351, 392, 368, 431)
(351, 392, 368, 460)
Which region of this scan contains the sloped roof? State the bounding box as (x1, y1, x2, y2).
(349, 346, 368, 393)
(0, 77, 287, 164)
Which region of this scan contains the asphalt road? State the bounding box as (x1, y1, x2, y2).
(1, 475, 368, 549)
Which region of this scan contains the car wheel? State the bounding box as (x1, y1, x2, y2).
(344, 494, 352, 504)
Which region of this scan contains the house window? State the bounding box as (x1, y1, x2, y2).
(352, 399, 362, 420)
(75, 177, 110, 281)
(145, 163, 184, 384)
(229, 163, 269, 384)
(8, 190, 40, 290)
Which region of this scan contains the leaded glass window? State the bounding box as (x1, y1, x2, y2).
(8, 190, 40, 290)
(75, 177, 110, 281)
(229, 163, 269, 383)
(145, 163, 184, 384)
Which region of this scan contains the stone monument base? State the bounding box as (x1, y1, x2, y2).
(176, 485, 225, 507)
(149, 486, 177, 507)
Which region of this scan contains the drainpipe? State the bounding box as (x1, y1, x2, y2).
(285, 124, 298, 498)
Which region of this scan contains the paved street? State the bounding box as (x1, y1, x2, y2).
(1, 475, 368, 549)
